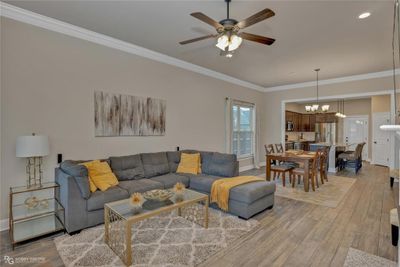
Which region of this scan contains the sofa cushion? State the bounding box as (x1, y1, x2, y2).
(87, 186, 129, 211)
(229, 181, 276, 204)
(109, 154, 145, 180)
(118, 179, 163, 194)
(167, 151, 181, 172)
(60, 160, 90, 199)
(151, 173, 190, 188)
(202, 152, 237, 177)
(141, 152, 170, 178)
(189, 174, 222, 193)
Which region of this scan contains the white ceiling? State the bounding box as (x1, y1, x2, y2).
(5, 0, 394, 88)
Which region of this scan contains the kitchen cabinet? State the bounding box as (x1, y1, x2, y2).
(309, 114, 316, 131)
(286, 111, 317, 132)
(300, 114, 310, 132)
(293, 113, 301, 131)
(286, 110, 337, 132)
(285, 111, 301, 131)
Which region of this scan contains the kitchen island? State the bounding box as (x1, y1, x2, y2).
(309, 143, 346, 173)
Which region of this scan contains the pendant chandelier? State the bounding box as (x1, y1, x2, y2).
(335, 99, 347, 118)
(305, 69, 329, 113)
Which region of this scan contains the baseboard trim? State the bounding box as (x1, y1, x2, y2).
(328, 167, 337, 173)
(239, 165, 255, 172)
(0, 218, 9, 231)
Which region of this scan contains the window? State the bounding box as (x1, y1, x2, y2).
(232, 102, 255, 158)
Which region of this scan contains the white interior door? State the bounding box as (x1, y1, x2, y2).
(372, 112, 391, 166)
(343, 116, 369, 160)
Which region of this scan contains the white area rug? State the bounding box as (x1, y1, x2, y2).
(343, 248, 397, 267)
(262, 174, 356, 208)
(54, 206, 259, 266)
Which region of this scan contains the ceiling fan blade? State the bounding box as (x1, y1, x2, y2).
(179, 34, 216, 45)
(190, 12, 224, 30)
(241, 32, 275, 45)
(235, 8, 275, 29)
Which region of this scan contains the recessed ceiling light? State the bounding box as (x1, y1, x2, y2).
(358, 12, 371, 19)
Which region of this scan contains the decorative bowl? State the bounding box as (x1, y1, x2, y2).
(143, 189, 174, 202)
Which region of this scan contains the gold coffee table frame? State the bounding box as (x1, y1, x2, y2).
(104, 189, 209, 266)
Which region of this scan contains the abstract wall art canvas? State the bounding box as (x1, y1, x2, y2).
(94, 91, 166, 136)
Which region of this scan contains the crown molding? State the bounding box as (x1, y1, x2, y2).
(0, 2, 266, 92)
(1, 2, 397, 94)
(264, 69, 400, 92)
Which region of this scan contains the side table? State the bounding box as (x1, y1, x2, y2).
(9, 182, 65, 249)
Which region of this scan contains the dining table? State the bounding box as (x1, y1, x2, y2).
(266, 150, 316, 192)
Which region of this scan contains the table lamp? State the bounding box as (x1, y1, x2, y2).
(16, 133, 49, 188)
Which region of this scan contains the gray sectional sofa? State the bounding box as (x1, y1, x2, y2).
(55, 150, 275, 233)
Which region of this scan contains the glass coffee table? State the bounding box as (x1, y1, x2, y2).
(104, 189, 209, 266)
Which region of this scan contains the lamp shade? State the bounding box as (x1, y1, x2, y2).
(16, 135, 49, 158)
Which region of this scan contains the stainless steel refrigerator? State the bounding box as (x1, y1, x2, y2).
(315, 123, 337, 144)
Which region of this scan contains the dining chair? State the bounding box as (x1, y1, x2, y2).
(276, 143, 300, 168)
(271, 165, 294, 187)
(265, 144, 275, 155)
(290, 152, 319, 191)
(318, 147, 329, 183)
(275, 143, 284, 153)
(338, 142, 366, 173)
(266, 144, 293, 186)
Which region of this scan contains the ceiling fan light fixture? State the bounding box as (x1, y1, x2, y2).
(358, 12, 371, 19)
(228, 34, 242, 51)
(216, 33, 242, 52)
(305, 105, 312, 112)
(216, 35, 229, 50)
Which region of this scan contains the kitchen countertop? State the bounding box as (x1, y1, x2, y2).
(310, 142, 347, 147)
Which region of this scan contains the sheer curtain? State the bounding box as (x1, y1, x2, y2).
(225, 97, 260, 168)
(225, 97, 233, 154)
(253, 104, 260, 168)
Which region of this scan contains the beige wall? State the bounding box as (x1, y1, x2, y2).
(0, 18, 266, 220)
(371, 95, 391, 113)
(1, 17, 397, 222)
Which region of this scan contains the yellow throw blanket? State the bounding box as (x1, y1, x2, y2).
(210, 176, 265, 211)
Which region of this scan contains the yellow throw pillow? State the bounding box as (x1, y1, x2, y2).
(80, 160, 100, 192)
(176, 153, 201, 174)
(81, 160, 119, 192)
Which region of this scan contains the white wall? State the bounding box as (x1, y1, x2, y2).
(0, 18, 265, 220)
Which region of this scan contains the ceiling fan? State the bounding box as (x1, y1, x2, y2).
(179, 0, 275, 57)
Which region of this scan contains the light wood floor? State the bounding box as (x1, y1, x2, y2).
(1, 163, 397, 267)
(202, 163, 398, 266)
